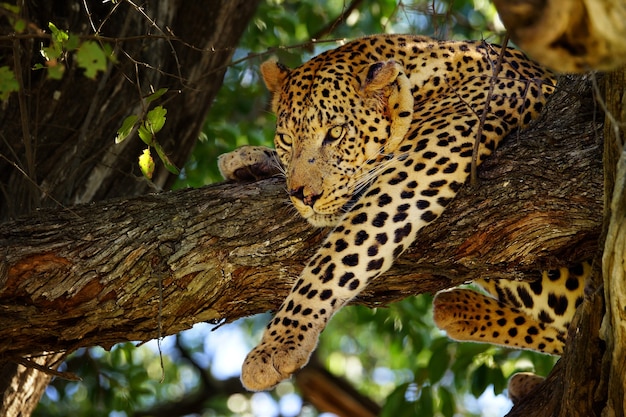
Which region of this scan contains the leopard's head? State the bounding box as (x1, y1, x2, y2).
(261, 55, 414, 227)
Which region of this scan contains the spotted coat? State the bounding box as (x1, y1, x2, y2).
(221, 35, 567, 391)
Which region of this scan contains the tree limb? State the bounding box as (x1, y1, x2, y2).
(0, 75, 603, 365)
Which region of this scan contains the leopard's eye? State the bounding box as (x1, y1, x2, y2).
(275, 133, 293, 165)
(323, 125, 345, 145)
(276, 132, 293, 147)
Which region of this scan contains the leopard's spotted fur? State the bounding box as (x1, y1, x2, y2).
(218, 35, 588, 392)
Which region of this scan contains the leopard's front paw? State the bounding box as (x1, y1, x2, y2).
(240, 328, 320, 391)
(218, 146, 280, 182)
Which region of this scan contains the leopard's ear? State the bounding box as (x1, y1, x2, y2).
(360, 60, 413, 154)
(260, 60, 290, 95)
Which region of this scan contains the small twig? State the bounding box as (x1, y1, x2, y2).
(311, 0, 364, 40)
(96, 0, 123, 35)
(0, 151, 78, 217)
(227, 38, 346, 68)
(470, 34, 509, 185)
(81, 0, 97, 34)
(123, 0, 184, 88)
(157, 271, 165, 383)
(15, 357, 82, 381)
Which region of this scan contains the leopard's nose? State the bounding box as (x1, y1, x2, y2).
(289, 186, 322, 207)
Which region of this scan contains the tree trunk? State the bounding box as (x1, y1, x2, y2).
(1, 0, 260, 218)
(0, 1, 260, 414)
(600, 67, 626, 417)
(504, 72, 625, 417)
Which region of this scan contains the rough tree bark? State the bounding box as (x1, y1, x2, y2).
(503, 71, 625, 417)
(0, 1, 260, 415)
(1, 75, 603, 414)
(601, 68, 626, 417)
(493, 0, 626, 72)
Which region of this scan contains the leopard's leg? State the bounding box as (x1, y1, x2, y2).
(218, 145, 281, 181)
(433, 288, 566, 354)
(476, 264, 588, 334)
(433, 263, 589, 355)
(240, 155, 460, 391)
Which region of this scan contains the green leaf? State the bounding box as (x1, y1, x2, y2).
(41, 44, 63, 62)
(471, 364, 490, 397)
(1, 2, 20, 14)
(138, 106, 167, 145)
(46, 61, 65, 80)
(416, 385, 434, 417)
(0, 66, 19, 100)
(13, 18, 26, 33)
(48, 22, 69, 43)
(76, 40, 107, 79)
(489, 365, 506, 395)
(115, 115, 139, 144)
(153, 140, 180, 175)
(145, 106, 167, 133)
(145, 88, 168, 104)
(450, 342, 490, 377)
(427, 343, 450, 383)
(65, 33, 81, 51)
(413, 365, 429, 386)
(138, 125, 153, 145)
(381, 383, 412, 417)
(438, 386, 456, 417)
(138, 148, 155, 179)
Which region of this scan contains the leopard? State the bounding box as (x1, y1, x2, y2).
(217, 34, 589, 393)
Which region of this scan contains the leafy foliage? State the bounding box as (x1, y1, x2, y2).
(2, 4, 175, 180)
(75, 40, 109, 79)
(319, 294, 557, 416)
(33, 22, 111, 80)
(0, 65, 18, 100)
(115, 90, 180, 179)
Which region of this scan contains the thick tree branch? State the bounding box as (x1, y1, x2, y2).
(493, 0, 626, 72)
(0, 75, 603, 365)
(0, 2, 261, 413)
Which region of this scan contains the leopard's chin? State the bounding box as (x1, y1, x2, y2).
(292, 201, 342, 228)
(305, 189, 367, 228)
(305, 212, 343, 228)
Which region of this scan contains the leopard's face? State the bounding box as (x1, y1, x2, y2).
(265, 58, 414, 227)
(274, 111, 368, 228)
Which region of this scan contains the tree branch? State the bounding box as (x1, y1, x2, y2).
(311, 0, 364, 40)
(0, 75, 603, 366)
